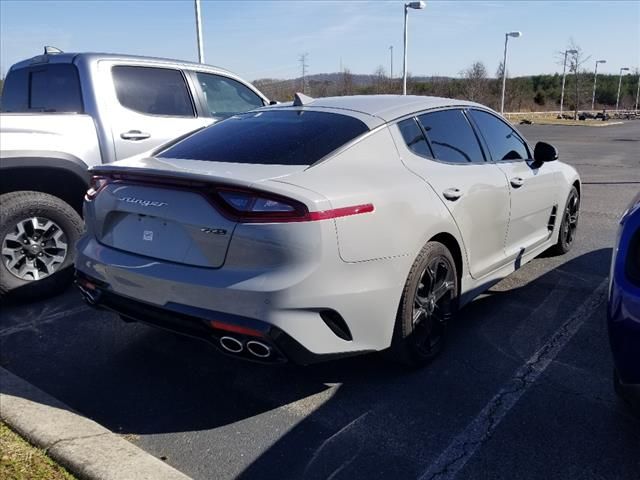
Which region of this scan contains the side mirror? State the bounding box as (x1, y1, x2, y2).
(533, 141, 558, 163)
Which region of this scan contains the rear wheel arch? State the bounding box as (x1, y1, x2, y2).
(429, 232, 464, 292)
(0, 157, 90, 214)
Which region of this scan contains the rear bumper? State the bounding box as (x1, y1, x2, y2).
(76, 271, 370, 365)
(75, 232, 409, 362)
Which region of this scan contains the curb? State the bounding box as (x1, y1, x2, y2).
(0, 367, 191, 480)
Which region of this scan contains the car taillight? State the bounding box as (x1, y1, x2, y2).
(212, 186, 374, 223)
(213, 187, 310, 222)
(85, 175, 111, 201)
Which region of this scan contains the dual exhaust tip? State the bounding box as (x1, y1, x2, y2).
(219, 336, 272, 359)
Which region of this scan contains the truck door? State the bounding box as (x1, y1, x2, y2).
(105, 63, 208, 160)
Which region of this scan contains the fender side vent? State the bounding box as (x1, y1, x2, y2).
(320, 310, 353, 341)
(547, 205, 558, 232)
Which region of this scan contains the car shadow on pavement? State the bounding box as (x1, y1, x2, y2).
(2, 247, 639, 480)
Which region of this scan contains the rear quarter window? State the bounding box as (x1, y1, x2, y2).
(1, 64, 83, 113)
(159, 110, 369, 166)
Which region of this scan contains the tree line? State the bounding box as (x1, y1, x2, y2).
(254, 61, 639, 113)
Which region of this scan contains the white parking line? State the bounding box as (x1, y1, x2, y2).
(417, 278, 608, 480)
(0, 305, 92, 337)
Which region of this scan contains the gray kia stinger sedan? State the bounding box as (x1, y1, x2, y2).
(75, 94, 580, 367)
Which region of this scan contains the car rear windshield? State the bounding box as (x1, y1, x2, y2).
(0, 64, 83, 113)
(158, 110, 369, 166)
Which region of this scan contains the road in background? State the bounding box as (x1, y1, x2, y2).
(1, 123, 639, 480)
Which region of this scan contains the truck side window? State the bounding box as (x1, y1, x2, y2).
(195, 72, 264, 119)
(1, 64, 83, 113)
(112, 66, 195, 117)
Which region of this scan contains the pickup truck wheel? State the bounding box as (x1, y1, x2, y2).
(0, 191, 83, 299)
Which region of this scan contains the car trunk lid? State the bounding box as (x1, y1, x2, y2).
(91, 159, 307, 268)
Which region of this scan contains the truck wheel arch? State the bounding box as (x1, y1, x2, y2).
(0, 153, 90, 214)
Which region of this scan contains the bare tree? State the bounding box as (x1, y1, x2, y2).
(339, 68, 354, 96)
(461, 61, 488, 102)
(556, 39, 591, 119)
(373, 65, 388, 93)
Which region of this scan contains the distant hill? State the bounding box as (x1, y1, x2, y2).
(255, 72, 452, 88)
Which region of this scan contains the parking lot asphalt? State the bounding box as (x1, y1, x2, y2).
(1, 122, 639, 480)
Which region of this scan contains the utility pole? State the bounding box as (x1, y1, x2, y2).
(635, 71, 639, 113)
(591, 60, 606, 111)
(194, 0, 204, 63)
(500, 31, 521, 114)
(573, 56, 579, 120)
(389, 46, 394, 79)
(298, 53, 309, 94)
(616, 67, 630, 112)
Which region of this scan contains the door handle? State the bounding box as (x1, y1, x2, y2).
(442, 188, 463, 201)
(510, 177, 525, 188)
(120, 130, 150, 141)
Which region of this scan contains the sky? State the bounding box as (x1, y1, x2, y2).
(1, 0, 638, 81)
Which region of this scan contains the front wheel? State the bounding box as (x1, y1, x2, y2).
(390, 241, 459, 368)
(0, 191, 84, 299)
(549, 186, 580, 256)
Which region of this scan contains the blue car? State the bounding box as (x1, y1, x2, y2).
(608, 192, 640, 408)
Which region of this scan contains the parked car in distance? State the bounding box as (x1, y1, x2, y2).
(0, 47, 269, 298)
(76, 94, 581, 367)
(608, 192, 640, 411)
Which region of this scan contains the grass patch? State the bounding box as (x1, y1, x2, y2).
(0, 422, 76, 480)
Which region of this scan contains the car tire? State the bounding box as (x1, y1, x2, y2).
(390, 241, 459, 368)
(549, 186, 580, 256)
(0, 191, 84, 299)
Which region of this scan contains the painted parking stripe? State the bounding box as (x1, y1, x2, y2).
(418, 278, 608, 480)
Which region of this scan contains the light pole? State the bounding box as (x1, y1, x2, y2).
(616, 67, 630, 112)
(500, 31, 522, 114)
(403, 1, 426, 95)
(591, 59, 606, 110)
(194, 0, 204, 63)
(635, 72, 639, 113)
(389, 45, 394, 79)
(559, 49, 578, 117)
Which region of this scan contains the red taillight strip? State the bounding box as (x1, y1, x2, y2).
(210, 320, 264, 337)
(308, 203, 374, 221)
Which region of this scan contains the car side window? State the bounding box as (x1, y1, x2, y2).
(112, 66, 195, 117)
(418, 110, 485, 163)
(468, 109, 530, 161)
(195, 72, 264, 119)
(397, 118, 433, 158)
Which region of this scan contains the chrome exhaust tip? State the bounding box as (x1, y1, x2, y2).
(220, 336, 243, 353)
(246, 340, 271, 358)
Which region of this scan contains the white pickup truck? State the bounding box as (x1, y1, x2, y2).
(0, 48, 270, 297)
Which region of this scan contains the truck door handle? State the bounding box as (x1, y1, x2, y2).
(442, 188, 463, 201)
(510, 177, 525, 188)
(120, 130, 150, 141)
